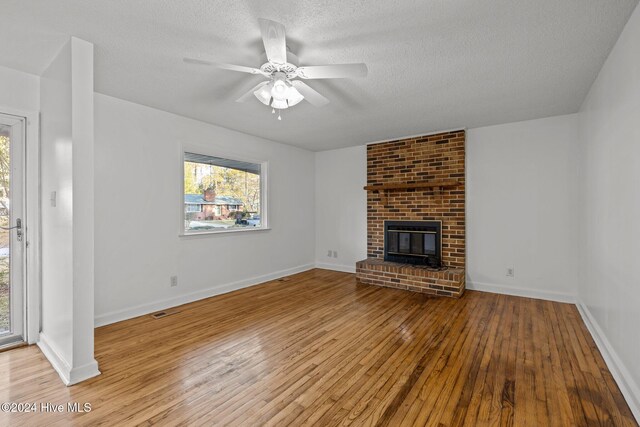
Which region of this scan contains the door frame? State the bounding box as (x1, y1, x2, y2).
(0, 112, 25, 345)
(0, 105, 40, 345)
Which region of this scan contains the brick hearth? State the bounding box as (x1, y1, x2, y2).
(356, 130, 466, 298)
(356, 258, 465, 298)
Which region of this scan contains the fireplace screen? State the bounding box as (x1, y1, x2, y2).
(384, 220, 442, 267)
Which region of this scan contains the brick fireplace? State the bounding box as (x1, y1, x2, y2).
(356, 130, 466, 298)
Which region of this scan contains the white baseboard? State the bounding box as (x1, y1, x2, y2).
(577, 300, 640, 423)
(466, 280, 575, 303)
(37, 333, 100, 386)
(315, 262, 356, 274)
(68, 360, 101, 386)
(37, 332, 72, 385)
(94, 263, 316, 327)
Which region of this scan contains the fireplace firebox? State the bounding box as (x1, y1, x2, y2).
(384, 220, 442, 268)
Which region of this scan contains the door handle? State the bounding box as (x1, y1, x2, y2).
(0, 218, 22, 241)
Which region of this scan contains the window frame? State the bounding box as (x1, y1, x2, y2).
(180, 145, 269, 237)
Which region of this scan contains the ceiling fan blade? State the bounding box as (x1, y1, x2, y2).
(258, 19, 287, 64)
(236, 81, 269, 103)
(290, 81, 329, 107)
(296, 63, 368, 79)
(184, 57, 266, 76)
(183, 57, 216, 66)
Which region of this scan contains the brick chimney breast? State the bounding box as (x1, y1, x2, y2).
(203, 186, 216, 202)
(356, 129, 466, 298)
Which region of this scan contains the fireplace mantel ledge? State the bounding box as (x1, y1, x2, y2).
(363, 180, 461, 204)
(363, 179, 460, 192)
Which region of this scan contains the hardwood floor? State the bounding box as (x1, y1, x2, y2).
(0, 269, 636, 426)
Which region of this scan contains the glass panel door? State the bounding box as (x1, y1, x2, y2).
(0, 113, 25, 346)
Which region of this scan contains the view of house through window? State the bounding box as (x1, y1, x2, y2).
(184, 152, 262, 232)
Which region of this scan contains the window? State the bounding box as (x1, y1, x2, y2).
(183, 151, 265, 233)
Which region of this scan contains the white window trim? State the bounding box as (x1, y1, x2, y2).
(179, 144, 269, 237)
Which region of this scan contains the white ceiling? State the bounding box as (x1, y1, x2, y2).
(1, 0, 638, 151)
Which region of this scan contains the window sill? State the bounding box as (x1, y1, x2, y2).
(179, 227, 271, 238)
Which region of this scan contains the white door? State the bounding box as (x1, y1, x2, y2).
(0, 113, 25, 347)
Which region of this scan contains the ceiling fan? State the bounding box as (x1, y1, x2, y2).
(184, 19, 368, 120)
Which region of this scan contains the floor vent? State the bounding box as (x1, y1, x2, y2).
(151, 309, 179, 319)
(278, 278, 290, 282)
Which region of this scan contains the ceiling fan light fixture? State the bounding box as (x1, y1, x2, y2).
(271, 98, 289, 110)
(254, 81, 273, 106)
(287, 86, 304, 107)
(272, 81, 288, 100)
(271, 72, 289, 101)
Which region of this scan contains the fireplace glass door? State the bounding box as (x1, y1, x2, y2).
(384, 220, 442, 267)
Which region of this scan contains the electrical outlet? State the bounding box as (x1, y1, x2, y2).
(332, 251, 338, 258)
(506, 268, 514, 277)
(327, 249, 332, 257)
(170, 275, 178, 287)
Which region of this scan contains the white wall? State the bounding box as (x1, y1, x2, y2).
(40, 40, 74, 374)
(70, 38, 96, 379)
(93, 93, 315, 325)
(466, 115, 579, 302)
(315, 146, 367, 272)
(39, 38, 99, 385)
(0, 65, 39, 112)
(577, 2, 640, 419)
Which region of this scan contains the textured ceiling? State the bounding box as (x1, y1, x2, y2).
(1, 0, 638, 150)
